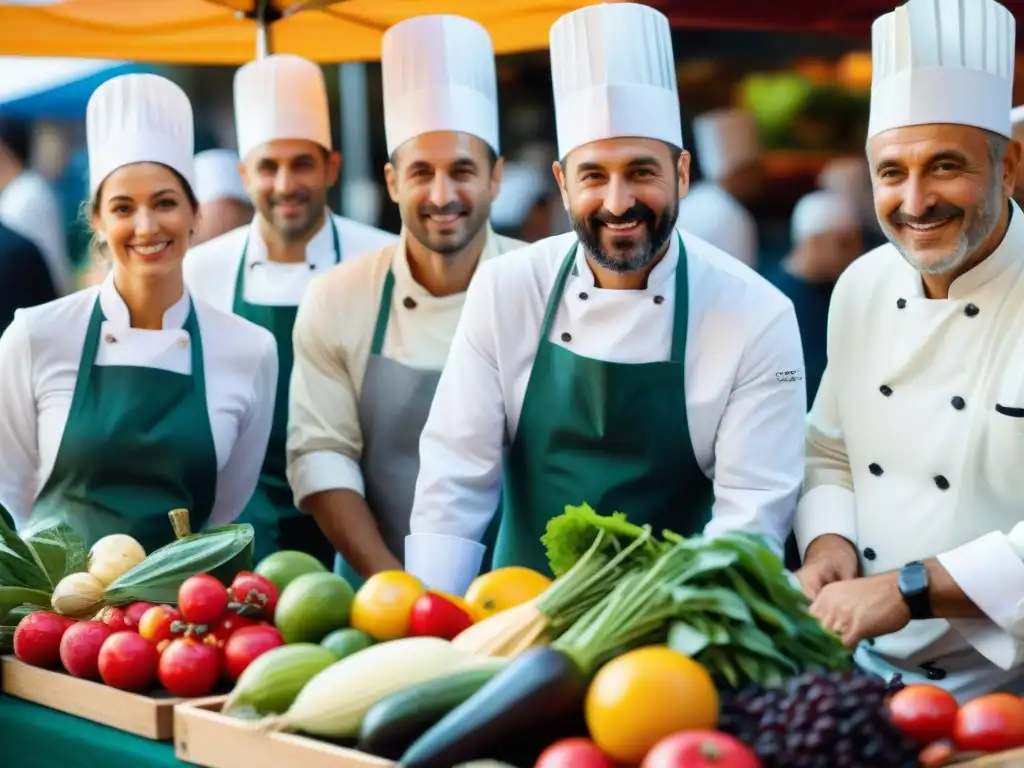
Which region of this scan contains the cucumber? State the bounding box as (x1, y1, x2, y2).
(358, 666, 501, 759)
(222, 643, 337, 716)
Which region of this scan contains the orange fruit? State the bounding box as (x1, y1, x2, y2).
(349, 571, 425, 641)
(463, 567, 552, 620)
(585, 646, 719, 764)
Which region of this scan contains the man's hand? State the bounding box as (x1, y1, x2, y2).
(794, 534, 860, 598)
(810, 572, 911, 648)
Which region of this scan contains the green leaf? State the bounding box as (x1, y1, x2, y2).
(669, 585, 753, 623)
(542, 503, 657, 576)
(668, 621, 710, 657)
(0, 586, 53, 618)
(700, 647, 740, 688)
(0, 512, 39, 569)
(0, 542, 51, 591)
(671, 548, 740, 585)
(726, 571, 800, 636)
(25, 524, 88, 588)
(728, 623, 799, 672)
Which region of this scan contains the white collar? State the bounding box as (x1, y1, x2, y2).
(391, 226, 502, 299)
(572, 230, 680, 291)
(243, 210, 337, 265)
(99, 273, 191, 330)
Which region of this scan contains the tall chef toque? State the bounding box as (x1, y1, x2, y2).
(382, 15, 500, 157)
(868, 0, 1015, 140)
(234, 54, 332, 159)
(692, 108, 760, 182)
(193, 149, 248, 205)
(87, 74, 194, 196)
(549, 3, 682, 160)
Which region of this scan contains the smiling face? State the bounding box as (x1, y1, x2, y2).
(91, 162, 197, 281)
(385, 131, 501, 256)
(553, 138, 688, 274)
(240, 139, 340, 243)
(868, 124, 1019, 275)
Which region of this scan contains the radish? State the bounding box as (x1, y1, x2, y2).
(14, 612, 74, 667)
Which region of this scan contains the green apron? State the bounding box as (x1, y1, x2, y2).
(30, 297, 218, 552)
(495, 234, 714, 575)
(232, 219, 341, 568)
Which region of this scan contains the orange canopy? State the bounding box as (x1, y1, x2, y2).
(0, 0, 616, 65)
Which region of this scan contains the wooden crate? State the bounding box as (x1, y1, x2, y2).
(174, 696, 396, 768)
(0, 654, 192, 740)
(961, 749, 1024, 766)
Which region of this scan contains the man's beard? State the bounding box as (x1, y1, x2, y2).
(406, 200, 486, 256)
(881, 182, 1003, 276)
(571, 196, 678, 274)
(259, 189, 324, 243)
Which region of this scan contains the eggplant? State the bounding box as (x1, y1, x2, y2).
(399, 646, 589, 768)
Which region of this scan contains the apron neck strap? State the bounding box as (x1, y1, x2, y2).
(541, 233, 690, 363)
(234, 214, 344, 295)
(371, 270, 396, 356)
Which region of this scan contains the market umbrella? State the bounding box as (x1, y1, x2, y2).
(0, 57, 152, 119)
(0, 0, 622, 64)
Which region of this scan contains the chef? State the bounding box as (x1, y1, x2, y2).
(793, 0, 1024, 701)
(288, 15, 525, 585)
(764, 190, 862, 404)
(1011, 106, 1024, 205)
(192, 148, 253, 245)
(0, 74, 277, 549)
(406, 2, 807, 596)
(184, 55, 397, 567)
(819, 155, 887, 250)
(675, 108, 763, 269)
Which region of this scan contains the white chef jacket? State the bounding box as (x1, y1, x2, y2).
(408, 230, 807, 595)
(0, 275, 278, 532)
(676, 182, 758, 269)
(287, 228, 526, 506)
(0, 170, 75, 296)
(182, 212, 397, 309)
(794, 201, 1024, 700)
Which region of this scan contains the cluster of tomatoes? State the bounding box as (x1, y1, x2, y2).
(890, 685, 1024, 764)
(13, 570, 284, 698)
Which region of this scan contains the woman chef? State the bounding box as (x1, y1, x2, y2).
(0, 74, 278, 551)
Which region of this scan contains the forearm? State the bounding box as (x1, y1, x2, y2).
(923, 558, 986, 620)
(306, 489, 402, 577)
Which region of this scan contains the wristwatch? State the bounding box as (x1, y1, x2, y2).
(898, 561, 932, 620)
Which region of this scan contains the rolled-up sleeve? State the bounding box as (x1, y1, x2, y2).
(705, 304, 806, 553)
(939, 525, 1024, 670)
(287, 276, 365, 507)
(406, 264, 506, 595)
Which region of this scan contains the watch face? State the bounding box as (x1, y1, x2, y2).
(901, 563, 928, 593)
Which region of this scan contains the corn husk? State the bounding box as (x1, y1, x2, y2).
(451, 598, 549, 657)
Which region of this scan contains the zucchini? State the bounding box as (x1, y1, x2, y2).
(400, 646, 589, 768)
(358, 665, 501, 759)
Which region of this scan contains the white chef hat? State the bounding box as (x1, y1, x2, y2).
(86, 73, 194, 196)
(791, 191, 860, 242)
(692, 108, 760, 182)
(193, 149, 248, 205)
(868, 0, 1015, 140)
(234, 54, 332, 159)
(549, 3, 682, 160)
(382, 15, 499, 157)
(1012, 105, 1024, 141)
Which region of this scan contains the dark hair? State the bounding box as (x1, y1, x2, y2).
(389, 140, 499, 172)
(558, 140, 683, 170)
(0, 117, 30, 165)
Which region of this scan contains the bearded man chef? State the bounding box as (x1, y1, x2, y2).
(405, 3, 807, 596)
(288, 16, 525, 585)
(184, 55, 397, 567)
(793, 0, 1024, 702)
(675, 108, 763, 270)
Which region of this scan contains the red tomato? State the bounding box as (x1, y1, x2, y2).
(138, 605, 183, 648)
(95, 606, 136, 633)
(408, 592, 474, 640)
(178, 574, 229, 626)
(13, 611, 73, 667)
(535, 738, 615, 768)
(641, 731, 761, 768)
(59, 621, 113, 680)
(888, 685, 959, 744)
(953, 693, 1024, 753)
(98, 631, 159, 691)
(202, 612, 259, 651)
(124, 602, 157, 626)
(228, 571, 280, 621)
(223, 625, 284, 681)
(158, 638, 221, 697)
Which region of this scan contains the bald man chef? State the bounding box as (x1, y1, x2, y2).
(675, 108, 763, 269)
(406, 3, 807, 596)
(288, 16, 525, 586)
(184, 55, 397, 567)
(794, 0, 1024, 701)
(192, 149, 253, 245)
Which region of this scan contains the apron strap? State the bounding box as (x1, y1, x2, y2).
(67, 299, 105, 418)
(537, 243, 579, 340)
(184, 303, 206, 395)
(371, 270, 396, 357)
